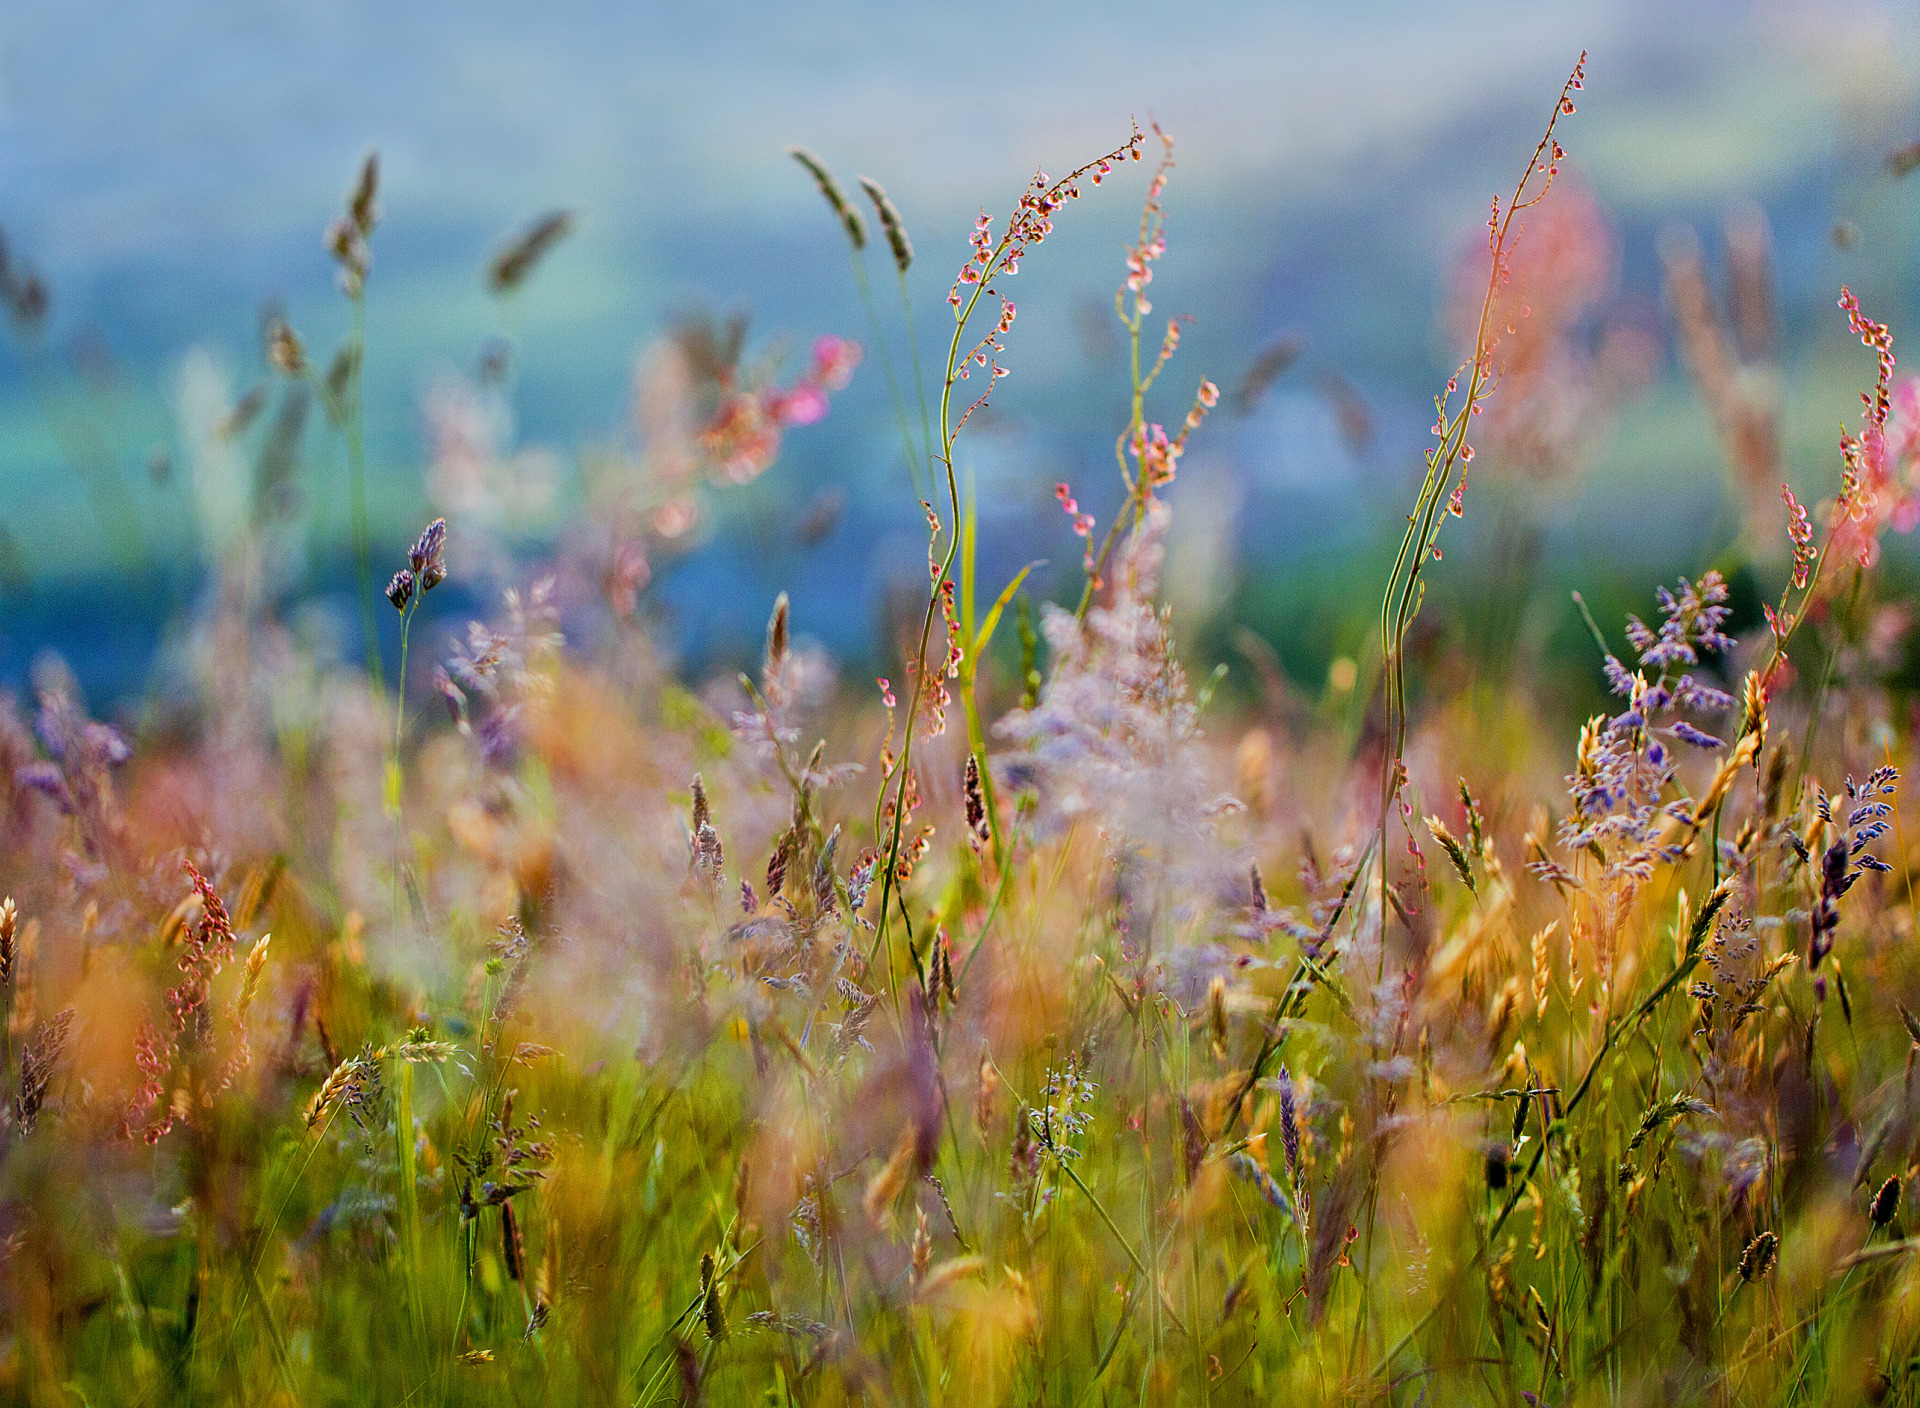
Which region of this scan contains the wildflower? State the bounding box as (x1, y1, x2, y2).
(1782, 484, 1814, 587)
(0, 897, 12, 984)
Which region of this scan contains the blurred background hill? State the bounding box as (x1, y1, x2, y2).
(4, 0, 1920, 709)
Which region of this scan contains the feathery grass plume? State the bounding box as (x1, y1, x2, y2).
(1739, 1230, 1779, 1281)
(235, 933, 270, 1026)
(764, 828, 792, 899)
(914, 1254, 986, 1301)
(1738, 667, 1767, 750)
(858, 176, 911, 273)
(789, 148, 865, 251)
(1626, 1093, 1714, 1155)
(1425, 814, 1477, 893)
(14, 1007, 73, 1134)
(303, 1053, 369, 1129)
(1897, 1000, 1920, 1049)
(488, 211, 577, 295)
(864, 1131, 915, 1228)
(765, 591, 790, 680)
(1530, 921, 1557, 1018)
(908, 1207, 932, 1285)
(1690, 730, 1762, 829)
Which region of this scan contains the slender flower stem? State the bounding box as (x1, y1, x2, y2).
(389, 590, 418, 929)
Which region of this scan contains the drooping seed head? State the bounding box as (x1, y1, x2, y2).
(488, 211, 577, 295)
(789, 147, 865, 252)
(1739, 1230, 1778, 1281)
(859, 176, 912, 273)
(1872, 1175, 1902, 1227)
(348, 151, 381, 238)
(267, 318, 306, 376)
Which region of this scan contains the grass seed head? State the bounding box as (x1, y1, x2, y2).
(858, 176, 911, 273)
(789, 147, 865, 251)
(1872, 1174, 1902, 1227)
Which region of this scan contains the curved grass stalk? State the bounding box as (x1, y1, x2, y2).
(868, 126, 1145, 994)
(1376, 53, 1587, 939)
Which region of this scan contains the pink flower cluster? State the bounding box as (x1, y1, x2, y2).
(1130, 378, 1220, 492)
(1055, 483, 1096, 570)
(1830, 288, 1913, 568)
(698, 335, 861, 484)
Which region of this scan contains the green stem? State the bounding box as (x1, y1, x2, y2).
(390, 593, 417, 930)
(346, 293, 383, 692)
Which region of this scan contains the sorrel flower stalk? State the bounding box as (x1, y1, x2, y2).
(1377, 53, 1586, 919)
(1743, 288, 1899, 741)
(869, 123, 1144, 966)
(1072, 124, 1219, 621)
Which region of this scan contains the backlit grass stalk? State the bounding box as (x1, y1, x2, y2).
(869, 124, 1145, 980)
(1376, 54, 1586, 921)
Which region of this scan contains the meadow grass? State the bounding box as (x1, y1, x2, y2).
(7, 51, 1920, 1408)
